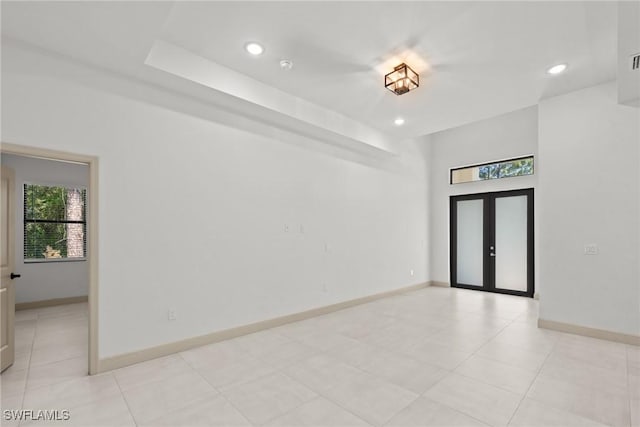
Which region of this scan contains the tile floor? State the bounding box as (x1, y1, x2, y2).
(1, 287, 638, 426)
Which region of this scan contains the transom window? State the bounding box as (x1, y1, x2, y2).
(24, 184, 87, 261)
(450, 156, 534, 184)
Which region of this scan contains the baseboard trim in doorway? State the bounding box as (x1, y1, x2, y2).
(97, 281, 429, 373)
(16, 295, 88, 311)
(428, 281, 450, 288)
(538, 318, 640, 346)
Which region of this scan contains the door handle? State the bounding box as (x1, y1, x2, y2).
(10, 273, 21, 280)
(489, 253, 496, 257)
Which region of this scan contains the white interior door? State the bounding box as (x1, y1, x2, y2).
(1, 165, 16, 372)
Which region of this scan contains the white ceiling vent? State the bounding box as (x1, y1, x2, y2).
(632, 53, 640, 71)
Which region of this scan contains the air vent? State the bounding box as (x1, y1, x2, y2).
(632, 53, 640, 71)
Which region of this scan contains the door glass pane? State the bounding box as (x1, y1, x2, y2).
(456, 199, 483, 286)
(495, 195, 528, 291)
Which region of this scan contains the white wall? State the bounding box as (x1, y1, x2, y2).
(538, 82, 640, 336)
(427, 106, 539, 289)
(0, 154, 89, 303)
(1, 43, 429, 358)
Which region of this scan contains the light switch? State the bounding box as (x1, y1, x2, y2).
(584, 244, 598, 255)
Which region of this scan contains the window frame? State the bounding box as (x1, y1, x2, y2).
(23, 181, 88, 263)
(449, 155, 534, 185)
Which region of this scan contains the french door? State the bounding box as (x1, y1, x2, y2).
(450, 189, 534, 297)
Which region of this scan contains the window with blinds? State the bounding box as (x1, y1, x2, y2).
(24, 184, 87, 261)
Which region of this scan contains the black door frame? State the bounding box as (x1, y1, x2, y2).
(450, 188, 534, 298)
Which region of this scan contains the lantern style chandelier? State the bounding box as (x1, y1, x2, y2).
(385, 63, 419, 95)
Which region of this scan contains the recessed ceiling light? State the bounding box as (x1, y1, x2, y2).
(394, 118, 405, 126)
(547, 63, 567, 75)
(245, 42, 264, 56)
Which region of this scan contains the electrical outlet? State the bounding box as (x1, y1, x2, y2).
(410, 269, 414, 276)
(322, 282, 328, 292)
(299, 224, 304, 234)
(168, 309, 177, 321)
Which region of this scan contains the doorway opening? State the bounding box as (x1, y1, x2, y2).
(450, 188, 534, 298)
(0, 143, 98, 376)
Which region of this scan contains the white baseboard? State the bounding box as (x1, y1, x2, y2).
(428, 281, 449, 288)
(97, 281, 429, 373)
(538, 318, 640, 346)
(16, 295, 88, 311)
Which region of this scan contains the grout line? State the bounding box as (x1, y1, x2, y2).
(16, 308, 39, 424)
(177, 351, 257, 426)
(627, 345, 633, 427)
(112, 371, 139, 427)
(278, 367, 391, 427)
(504, 335, 556, 426)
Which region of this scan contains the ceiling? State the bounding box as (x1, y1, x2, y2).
(1, 1, 617, 139)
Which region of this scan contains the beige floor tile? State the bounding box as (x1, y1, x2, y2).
(283, 326, 358, 352)
(26, 356, 87, 391)
(539, 352, 628, 394)
(14, 326, 36, 355)
(361, 321, 436, 353)
(14, 318, 37, 334)
(284, 354, 364, 394)
(455, 355, 538, 394)
(259, 339, 318, 369)
(328, 340, 386, 369)
(1, 368, 28, 398)
(113, 354, 193, 391)
(423, 373, 522, 427)
(266, 396, 371, 427)
(29, 340, 87, 367)
(231, 330, 293, 358)
(491, 324, 559, 354)
(34, 316, 87, 335)
(10, 350, 32, 372)
(553, 335, 627, 373)
(15, 310, 39, 322)
(628, 345, 640, 376)
(526, 374, 630, 427)
(629, 373, 639, 400)
(322, 371, 418, 426)
(35, 302, 87, 319)
(631, 398, 640, 427)
(475, 339, 550, 372)
(196, 354, 276, 389)
(179, 340, 250, 370)
(385, 395, 489, 427)
(20, 393, 135, 427)
(9, 292, 638, 427)
(0, 394, 23, 427)
(355, 349, 448, 394)
(32, 326, 86, 350)
(220, 372, 317, 425)
(509, 398, 608, 427)
(399, 340, 473, 370)
(121, 371, 218, 424)
(23, 373, 120, 410)
(141, 394, 252, 426)
(424, 329, 494, 353)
